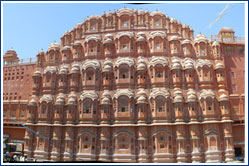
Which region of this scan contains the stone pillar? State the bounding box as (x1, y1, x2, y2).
(223, 123, 235, 162)
(99, 127, 111, 162)
(189, 125, 202, 162)
(176, 125, 187, 162)
(138, 127, 149, 162)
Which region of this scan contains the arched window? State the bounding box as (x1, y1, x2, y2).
(49, 54, 54, 63)
(120, 37, 130, 51)
(188, 102, 195, 111)
(118, 136, 129, 149)
(155, 18, 160, 27)
(37, 138, 44, 151)
(86, 70, 94, 81)
(89, 41, 97, 54)
(210, 136, 217, 150)
(90, 21, 97, 31)
(200, 45, 205, 56)
(206, 99, 213, 111)
(41, 103, 46, 115)
(46, 74, 51, 83)
(156, 96, 165, 112)
(119, 65, 129, 79)
(83, 99, 92, 113)
(156, 68, 163, 78)
(118, 96, 129, 112)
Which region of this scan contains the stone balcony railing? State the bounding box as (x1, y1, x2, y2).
(4, 58, 36, 66)
(210, 35, 245, 44)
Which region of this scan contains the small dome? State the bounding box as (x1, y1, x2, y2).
(48, 42, 60, 52)
(219, 94, 229, 101)
(62, 46, 71, 51)
(73, 41, 82, 46)
(169, 35, 180, 42)
(137, 96, 147, 104)
(68, 97, 76, 105)
(212, 41, 220, 47)
(194, 34, 208, 44)
(185, 63, 194, 70)
(174, 95, 184, 103)
(172, 62, 182, 70)
(215, 63, 225, 70)
(106, 11, 112, 16)
(182, 39, 191, 45)
(186, 90, 197, 102)
(182, 24, 189, 29)
(68, 93, 77, 105)
(170, 18, 177, 23)
(70, 64, 80, 74)
(104, 38, 113, 44)
(138, 9, 144, 15)
(136, 36, 146, 42)
(32, 70, 42, 77)
(28, 98, 37, 106)
(105, 33, 113, 39)
(187, 94, 197, 102)
(38, 49, 44, 54)
(137, 63, 146, 71)
(103, 64, 112, 72)
(101, 97, 111, 105)
(137, 32, 146, 36)
(55, 98, 65, 105)
(55, 94, 65, 106)
(102, 90, 111, 98)
(59, 67, 68, 75)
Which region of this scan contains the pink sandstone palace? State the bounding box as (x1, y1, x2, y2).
(3, 8, 245, 163)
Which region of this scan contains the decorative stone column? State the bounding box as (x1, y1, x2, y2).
(63, 127, 74, 161)
(189, 125, 202, 162)
(138, 127, 149, 162)
(223, 123, 235, 162)
(99, 127, 111, 162)
(176, 125, 188, 163)
(50, 127, 62, 161)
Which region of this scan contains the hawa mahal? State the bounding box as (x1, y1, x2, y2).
(3, 8, 245, 163)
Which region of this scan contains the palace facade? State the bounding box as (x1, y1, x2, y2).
(3, 8, 245, 163)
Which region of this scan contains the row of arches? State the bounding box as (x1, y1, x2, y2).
(61, 9, 194, 45)
(24, 124, 234, 162)
(40, 35, 221, 67)
(33, 58, 226, 93)
(28, 89, 231, 124)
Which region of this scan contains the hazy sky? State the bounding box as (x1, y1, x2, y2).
(2, 2, 246, 59)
